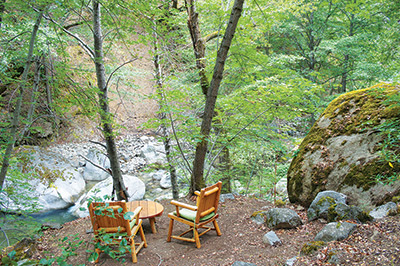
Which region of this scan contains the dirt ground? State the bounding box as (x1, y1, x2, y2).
(33, 196, 400, 266)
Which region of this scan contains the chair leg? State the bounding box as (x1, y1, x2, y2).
(213, 220, 222, 236)
(130, 238, 138, 263)
(167, 219, 174, 242)
(139, 225, 147, 248)
(194, 228, 201, 248)
(95, 248, 101, 263)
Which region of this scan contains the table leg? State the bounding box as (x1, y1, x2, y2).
(149, 217, 157, 233)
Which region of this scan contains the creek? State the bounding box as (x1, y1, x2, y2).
(30, 206, 79, 225)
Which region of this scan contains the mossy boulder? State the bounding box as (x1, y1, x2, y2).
(287, 83, 400, 208)
(265, 208, 303, 229)
(327, 203, 372, 223)
(307, 191, 347, 221)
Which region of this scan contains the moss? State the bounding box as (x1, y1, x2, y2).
(288, 83, 400, 206)
(316, 196, 336, 206)
(357, 211, 373, 223)
(327, 204, 339, 222)
(342, 158, 400, 190)
(392, 196, 400, 203)
(250, 210, 265, 218)
(274, 199, 286, 207)
(300, 241, 326, 255)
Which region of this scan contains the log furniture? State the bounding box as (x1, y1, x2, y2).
(89, 201, 147, 263)
(167, 181, 222, 248)
(127, 200, 164, 233)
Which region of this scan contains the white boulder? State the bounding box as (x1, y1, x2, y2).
(70, 174, 146, 217)
(83, 148, 111, 181)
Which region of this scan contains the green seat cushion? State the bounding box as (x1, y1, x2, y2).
(172, 209, 215, 222)
(129, 219, 137, 229)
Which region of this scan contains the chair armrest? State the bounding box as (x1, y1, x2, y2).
(171, 200, 197, 217)
(170, 200, 197, 211)
(129, 206, 142, 222)
(194, 191, 200, 196)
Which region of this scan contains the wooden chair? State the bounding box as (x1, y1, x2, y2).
(89, 201, 147, 263)
(167, 181, 222, 248)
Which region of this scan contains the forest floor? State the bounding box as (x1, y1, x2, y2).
(32, 195, 400, 266)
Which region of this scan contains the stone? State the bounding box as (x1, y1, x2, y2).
(220, 193, 235, 203)
(287, 84, 400, 208)
(265, 208, 303, 229)
(232, 262, 257, 266)
(151, 169, 165, 181)
(275, 177, 287, 196)
(314, 222, 357, 242)
(42, 222, 63, 230)
(251, 211, 266, 225)
(70, 174, 145, 217)
(262, 231, 282, 246)
(327, 202, 372, 223)
(0, 146, 86, 212)
(307, 191, 347, 221)
(140, 142, 166, 165)
(159, 171, 172, 189)
(369, 202, 398, 219)
(285, 257, 297, 266)
(82, 148, 111, 181)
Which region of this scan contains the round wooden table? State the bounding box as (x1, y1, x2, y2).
(127, 201, 164, 233)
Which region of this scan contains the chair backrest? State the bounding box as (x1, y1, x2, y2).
(89, 201, 132, 236)
(195, 181, 222, 223)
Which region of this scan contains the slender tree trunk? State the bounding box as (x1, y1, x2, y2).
(219, 145, 231, 193)
(92, 0, 128, 201)
(21, 56, 42, 140)
(0, 9, 43, 189)
(0, 0, 5, 29)
(185, 0, 209, 96)
(341, 9, 355, 93)
(44, 56, 53, 109)
(190, 0, 244, 195)
(152, 21, 179, 199)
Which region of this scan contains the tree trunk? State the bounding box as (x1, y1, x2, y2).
(92, 0, 128, 201)
(0, 8, 43, 189)
(190, 0, 244, 195)
(172, 0, 178, 9)
(152, 21, 179, 199)
(0, 0, 5, 29)
(341, 8, 355, 93)
(44, 56, 53, 109)
(21, 56, 42, 140)
(219, 145, 232, 193)
(185, 0, 209, 96)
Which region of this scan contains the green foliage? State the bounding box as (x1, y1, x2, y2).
(374, 86, 400, 184)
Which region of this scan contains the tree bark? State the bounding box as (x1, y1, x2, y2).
(92, 0, 128, 201)
(21, 56, 42, 140)
(0, 8, 43, 189)
(172, 0, 178, 9)
(219, 145, 232, 193)
(185, 0, 209, 96)
(190, 0, 244, 195)
(0, 0, 5, 29)
(341, 4, 355, 93)
(152, 21, 179, 199)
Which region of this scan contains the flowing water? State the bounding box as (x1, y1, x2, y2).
(30, 206, 79, 224)
(0, 207, 79, 249)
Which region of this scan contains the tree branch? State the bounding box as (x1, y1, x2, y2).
(33, 7, 95, 60)
(79, 154, 111, 176)
(105, 58, 138, 89)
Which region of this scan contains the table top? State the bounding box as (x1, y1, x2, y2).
(127, 200, 164, 219)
